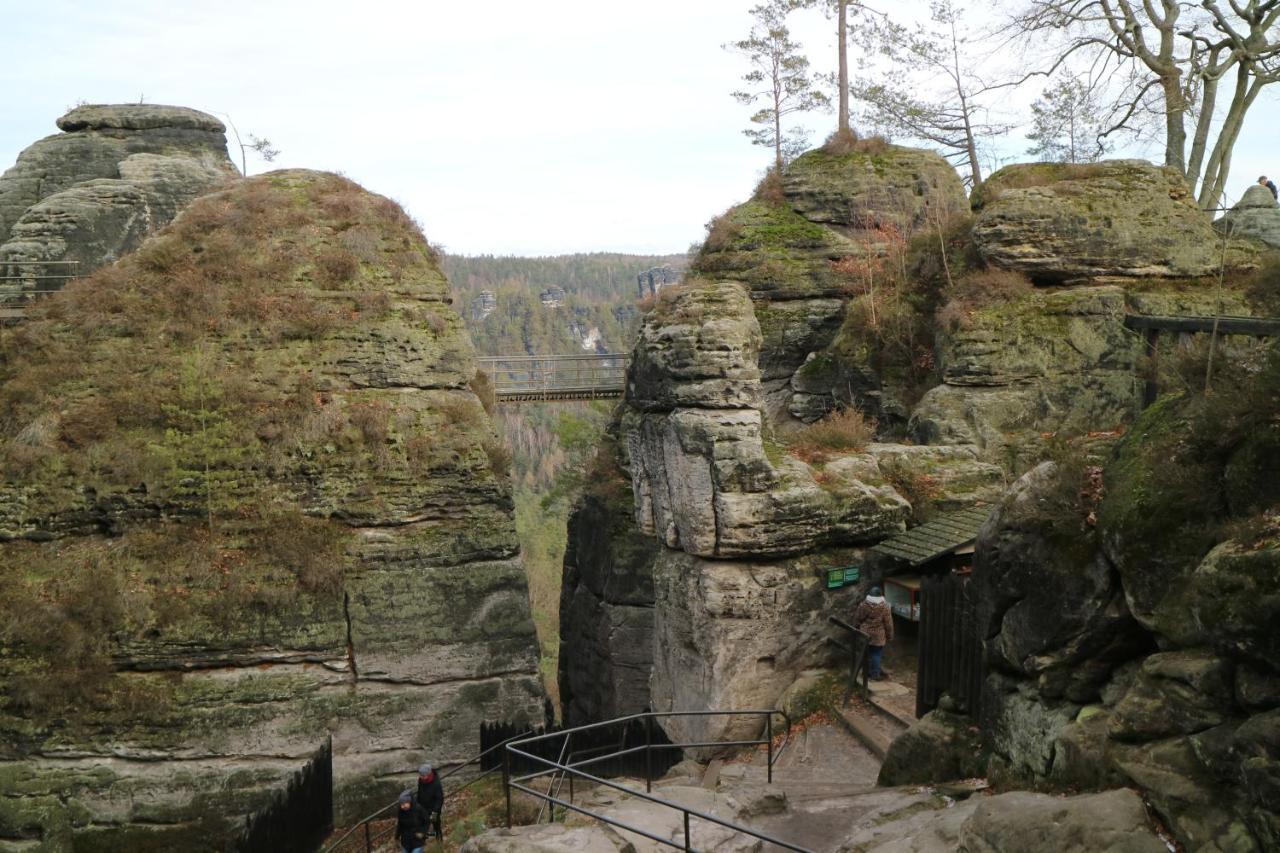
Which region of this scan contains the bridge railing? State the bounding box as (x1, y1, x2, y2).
(1, 260, 82, 319)
(477, 353, 628, 401)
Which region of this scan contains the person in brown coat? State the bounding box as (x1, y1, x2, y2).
(854, 586, 894, 680)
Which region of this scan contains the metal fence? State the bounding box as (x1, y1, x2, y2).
(503, 709, 805, 852)
(237, 737, 333, 853)
(916, 572, 984, 719)
(0, 260, 81, 319)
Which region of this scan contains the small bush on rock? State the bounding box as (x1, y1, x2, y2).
(790, 408, 877, 461)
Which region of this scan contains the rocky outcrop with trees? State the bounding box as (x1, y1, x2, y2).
(0, 170, 544, 848)
(0, 104, 239, 287)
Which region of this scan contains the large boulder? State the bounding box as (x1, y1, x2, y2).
(0, 104, 237, 285)
(649, 548, 867, 749)
(0, 172, 544, 846)
(956, 789, 1169, 853)
(1108, 650, 1237, 741)
(974, 462, 1148, 700)
(1215, 184, 1280, 248)
(782, 145, 967, 235)
(971, 160, 1251, 280)
(878, 708, 986, 786)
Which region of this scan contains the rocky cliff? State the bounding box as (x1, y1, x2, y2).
(0, 171, 544, 849)
(0, 104, 237, 289)
(942, 349, 1280, 852)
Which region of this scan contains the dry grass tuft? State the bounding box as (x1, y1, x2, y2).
(939, 268, 1034, 330)
(703, 210, 743, 252)
(790, 408, 877, 462)
(753, 167, 787, 206)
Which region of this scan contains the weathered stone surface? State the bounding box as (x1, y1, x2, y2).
(975, 463, 1147, 697)
(754, 297, 846, 381)
(1048, 709, 1131, 791)
(910, 286, 1142, 466)
(956, 788, 1168, 853)
(1215, 184, 1280, 248)
(782, 146, 967, 235)
(0, 172, 544, 846)
(558, 487, 660, 727)
(1113, 734, 1263, 853)
(649, 549, 868, 749)
(972, 160, 1250, 279)
(1109, 650, 1236, 742)
(460, 823, 637, 852)
(1150, 540, 1280, 669)
(877, 708, 986, 786)
(0, 104, 237, 283)
(981, 677, 1080, 783)
(626, 407, 908, 559)
(864, 443, 1005, 512)
(626, 280, 762, 411)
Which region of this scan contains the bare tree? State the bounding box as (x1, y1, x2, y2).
(727, 1, 831, 171)
(1011, 0, 1280, 208)
(853, 0, 1013, 186)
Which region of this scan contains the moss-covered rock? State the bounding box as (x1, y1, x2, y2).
(0, 171, 543, 848)
(972, 160, 1258, 280)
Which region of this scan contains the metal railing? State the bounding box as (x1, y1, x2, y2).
(321, 729, 538, 853)
(502, 709, 808, 852)
(827, 616, 871, 705)
(476, 353, 628, 402)
(1, 260, 81, 319)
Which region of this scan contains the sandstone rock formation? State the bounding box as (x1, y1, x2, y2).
(932, 357, 1280, 851)
(0, 171, 544, 848)
(971, 160, 1255, 280)
(0, 104, 237, 289)
(1215, 183, 1280, 248)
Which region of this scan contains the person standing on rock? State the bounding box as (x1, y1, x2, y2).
(416, 763, 444, 841)
(854, 586, 894, 681)
(395, 789, 432, 853)
(1259, 176, 1278, 201)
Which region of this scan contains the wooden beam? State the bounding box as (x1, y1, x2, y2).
(1124, 314, 1280, 336)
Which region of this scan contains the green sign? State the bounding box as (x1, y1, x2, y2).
(824, 565, 862, 589)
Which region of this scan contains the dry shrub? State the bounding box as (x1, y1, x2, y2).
(884, 469, 943, 523)
(338, 225, 383, 262)
(754, 168, 787, 205)
(471, 371, 497, 417)
(939, 268, 1034, 330)
(1244, 254, 1280, 315)
(348, 400, 392, 446)
(790, 408, 877, 462)
(703, 210, 742, 251)
(854, 134, 891, 155)
(253, 510, 348, 597)
(315, 247, 360, 286)
(822, 127, 861, 155)
(482, 436, 513, 481)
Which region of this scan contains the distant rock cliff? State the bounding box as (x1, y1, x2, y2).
(0, 171, 543, 848)
(0, 104, 237, 286)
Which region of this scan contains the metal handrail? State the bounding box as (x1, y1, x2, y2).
(828, 616, 871, 704)
(321, 728, 541, 853)
(502, 709, 806, 852)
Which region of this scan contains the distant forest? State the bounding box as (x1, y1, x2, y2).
(440, 252, 686, 709)
(443, 252, 687, 356)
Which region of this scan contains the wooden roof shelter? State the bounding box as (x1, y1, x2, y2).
(870, 505, 992, 567)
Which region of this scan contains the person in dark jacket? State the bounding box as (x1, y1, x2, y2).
(853, 586, 895, 680)
(1260, 175, 1279, 200)
(416, 763, 444, 841)
(395, 789, 431, 853)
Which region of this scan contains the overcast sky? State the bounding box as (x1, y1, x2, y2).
(1, 0, 1275, 256)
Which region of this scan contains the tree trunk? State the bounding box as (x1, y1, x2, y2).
(1199, 73, 1262, 210)
(775, 96, 784, 173)
(838, 1, 850, 134)
(1160, 73, 1187, 174)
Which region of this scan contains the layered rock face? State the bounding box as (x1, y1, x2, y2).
(0, 172, 543, 849)
(897, 357, 1280, 852)
(1215, 184, 1280, 248)
(0, 104, 237, 287)
(972, 160, 1256, 280)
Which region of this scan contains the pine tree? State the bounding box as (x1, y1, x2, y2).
(1026, 77, 1111, 164)
(727, 1, 830, 171)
